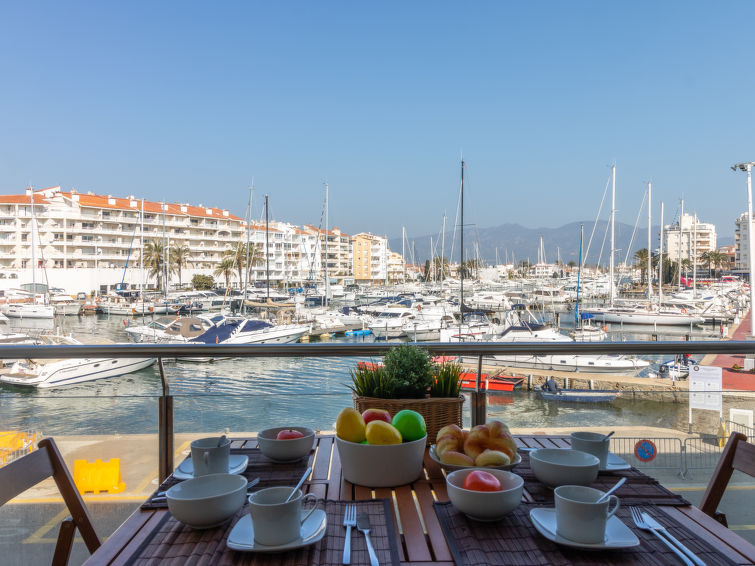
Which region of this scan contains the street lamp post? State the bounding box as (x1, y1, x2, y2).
(732, 162, 755, 342)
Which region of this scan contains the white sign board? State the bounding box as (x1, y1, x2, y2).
(689, 365, 722, 414)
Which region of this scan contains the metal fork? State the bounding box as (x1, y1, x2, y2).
(629, 507, 694, 566)
(342, 504, 356, 565)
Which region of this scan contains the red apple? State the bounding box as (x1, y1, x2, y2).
(276, 429, 305, 440)
(362, 408, 392, 425)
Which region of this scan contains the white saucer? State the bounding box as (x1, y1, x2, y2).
(173, 454, 249, 480)
(429, 445, 522, 471)
(529, 508, 639, 549)
(226, 509, 327, 552)
(600, 453, 631, 472)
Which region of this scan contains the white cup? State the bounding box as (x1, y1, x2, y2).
(248, 486, 319, 546)
(570, 432, 609, 469)
(190, 436, 231, 477)
(554, 485, 620, 544)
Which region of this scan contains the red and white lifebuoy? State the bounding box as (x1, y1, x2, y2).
(681, 308, 687, 314)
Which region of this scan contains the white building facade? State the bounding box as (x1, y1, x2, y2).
(734, 212, 754, 271)
(663, 213, 717, 262)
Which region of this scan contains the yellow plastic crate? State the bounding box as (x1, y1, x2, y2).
(73, 458, 126, 494)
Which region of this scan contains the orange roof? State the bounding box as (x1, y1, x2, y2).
(0, 194, 49, 204)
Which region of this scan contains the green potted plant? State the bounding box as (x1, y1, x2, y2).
(349, 344, 464, 444)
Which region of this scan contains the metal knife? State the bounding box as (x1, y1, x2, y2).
(356, 513, 379, 566)
(642, 512, 706, 566)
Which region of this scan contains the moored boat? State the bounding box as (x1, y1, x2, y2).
(536, 388, 618, 403)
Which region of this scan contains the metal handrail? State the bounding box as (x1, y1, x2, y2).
(0, 340, 752, 359)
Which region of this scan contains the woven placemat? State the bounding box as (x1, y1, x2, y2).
(126, 499, 400, 566)
(434, 501, 737, 566)
(142, 447, 313, 509)
(515, 452, 690, 506)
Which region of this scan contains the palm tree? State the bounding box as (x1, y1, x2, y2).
(633, 248, 649, 285)
(700, 251, 715, 278)
(141, 239, 166, 291)
(213, 258, 235, 290)
(170, 244, 192, 288)
(223, 241, 264, 289)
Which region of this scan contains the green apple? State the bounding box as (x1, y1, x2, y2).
(391, 410, 426, 442)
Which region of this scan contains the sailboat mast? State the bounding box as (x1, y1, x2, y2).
(693, 213, 697, 296)
(30, 187, 36, 294)
(575, 224, 583, 330)
(678, 199, 684, 289)
(162, 202, 168, 299)
(265, 194, 270, 302)
(647, 183, 652, 299)
(460, 159, 465, 312)
(141, 199, 145, 300)
(609, 165, 616, 307)
(243, 182, 254, 315)
(441, 214, 446, 292)
(324, 182, 329, 308)
(402, 226, 406, 282)
(659, 202, 664, 305)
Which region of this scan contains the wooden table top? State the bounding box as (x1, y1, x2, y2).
(84, 434, 755, 566)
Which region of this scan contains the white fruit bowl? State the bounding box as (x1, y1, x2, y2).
(446, 468, 524, 521)
(257, 427, 315, 462)
(336, 435, 426, 487)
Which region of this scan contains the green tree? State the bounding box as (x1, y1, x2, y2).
(169, 244, 192, 288)
(140, 238, 166, 291)
(223, 241, 264, 288)
(422, 259, 431, 281)
(214, 258, 235, 290)
(191, 274, 215, 290)
(633, 248, 650, 285)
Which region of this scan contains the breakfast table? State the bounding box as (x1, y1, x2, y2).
(83, 434, 755, 566)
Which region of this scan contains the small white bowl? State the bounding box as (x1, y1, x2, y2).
(257, 427, 315, 462)
(446, 468, 523, 521)
(336, 435, 426, 487)
(166, 473, 247, 528)
(529, 448, 600, 488)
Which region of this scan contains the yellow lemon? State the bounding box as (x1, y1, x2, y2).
(336, 407, 366, 443)
(365, 420, 402, 445)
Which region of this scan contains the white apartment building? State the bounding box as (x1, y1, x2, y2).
(663, 213, 717, 262)
(734, 211, 754, 271)
(0, 186, 404, 293)
(387, 251, 405, 282)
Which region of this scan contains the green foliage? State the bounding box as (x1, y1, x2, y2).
(383, 344, 434, 399)
(192, 274, 215, 290)
(430, 361, 462, 398)
(348, 363, 395, 398)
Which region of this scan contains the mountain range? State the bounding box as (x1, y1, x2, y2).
(390, 221, 735, 266)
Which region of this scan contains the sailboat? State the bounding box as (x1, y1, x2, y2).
(7, 188, 55, 319)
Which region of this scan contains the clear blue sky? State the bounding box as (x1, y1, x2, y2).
(1, 2, 753, 241)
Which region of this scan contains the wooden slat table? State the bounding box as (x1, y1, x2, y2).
(84, 435, 755, 566)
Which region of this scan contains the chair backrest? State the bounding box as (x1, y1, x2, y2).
(700, 432, 755, 519)
(0, 438, 101, 558)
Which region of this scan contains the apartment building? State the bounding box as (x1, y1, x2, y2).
(663, 213, 717, 262)
(352, 233, 388, 283)
(0, 186, 405, 293)
(734, 211, 754, 271)
(387, 251, 405, 282)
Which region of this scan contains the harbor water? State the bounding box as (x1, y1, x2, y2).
(0, 313, 737, 438)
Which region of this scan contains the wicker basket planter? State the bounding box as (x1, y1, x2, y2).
(353, 394, 464, 445)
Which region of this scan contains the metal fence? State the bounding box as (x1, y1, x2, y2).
(725, 419, 755, 439)
(609, 436, 685, 477)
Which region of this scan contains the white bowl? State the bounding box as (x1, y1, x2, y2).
(446, 468, 523, 521)
(429, 444, 522, 472)
(336, 435, 426, 487)
(257, 427, 315, 462)
(529, 448, 600, 488)
(166, 473, 247, 528)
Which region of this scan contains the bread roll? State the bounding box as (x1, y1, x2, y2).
(440, 450, 475, 467)
(475, 449, 511, 467)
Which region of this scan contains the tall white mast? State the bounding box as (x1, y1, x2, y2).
(609, 165, 616, 306)
(678, 198, 684, 289)
(647, 182, 652, 299)
(402, 226, 406, 282)
(659, 202, 664, 305)
(140, 199, 145, 299)
(693, 212, 697, 296)
(243, 181, 254, 314)
(30, 187, 36, 295)
(324, 182, 329, 308)
(440, 214, 446, 292)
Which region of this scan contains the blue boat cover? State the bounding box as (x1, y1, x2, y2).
(189, 320, 243, 344)
(580, 313, 595, 320)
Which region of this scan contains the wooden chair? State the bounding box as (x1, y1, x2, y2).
(0, 437, 101, 565)
(699, 431, 755, 527)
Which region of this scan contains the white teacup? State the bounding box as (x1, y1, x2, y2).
(191, 436, 231, 477)
(248, 486, 319, 546)
(570, 432, 609, 469)
(554, 485, 619, 544)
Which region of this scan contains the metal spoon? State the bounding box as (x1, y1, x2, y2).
(596, 477, 626, 503)
(218, 434, 227, 447)
(285, 467, 312, 503)
(603, 431, 615, 441)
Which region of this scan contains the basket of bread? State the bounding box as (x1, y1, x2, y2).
(429, 420, 521, 471)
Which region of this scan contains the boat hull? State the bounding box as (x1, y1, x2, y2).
(0, 357, 156, 388)
(537, 388, 618, 402)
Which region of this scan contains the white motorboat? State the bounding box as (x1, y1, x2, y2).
(0, 335, 156, 388)
(368, 306, 416, 339)
(6, 303, 55, 319)
(50, 295, 82, 316)
(479, 308, 650, 375)
(582, 305, 704, 326)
